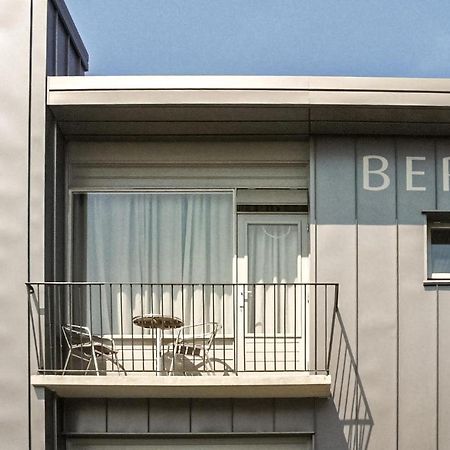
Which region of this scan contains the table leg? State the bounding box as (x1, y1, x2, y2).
(156, 328, 162, 375)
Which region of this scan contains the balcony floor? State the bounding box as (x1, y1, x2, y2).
(31, 373, 331, 398)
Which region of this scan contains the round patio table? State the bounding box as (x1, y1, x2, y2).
(132, 314, 183, 374)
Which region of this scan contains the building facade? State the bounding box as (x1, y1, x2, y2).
(2, 1, 450, 449)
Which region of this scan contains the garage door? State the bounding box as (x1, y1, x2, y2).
(66, 436, 312, 450)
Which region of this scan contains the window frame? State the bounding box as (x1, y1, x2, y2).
(425, 211, 450, 280)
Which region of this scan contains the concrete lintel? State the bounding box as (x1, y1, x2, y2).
(31, 374, 331, 398)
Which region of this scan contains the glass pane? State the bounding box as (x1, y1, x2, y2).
(247, 223, 300, 334)
(431, 228, 450, 275)
(248, 224, 299, 283)
(72, 192, 234, 334)
(74, 192, 233, 283)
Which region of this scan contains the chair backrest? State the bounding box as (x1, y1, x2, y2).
(62, 324, 93, 348)
(175, 322, 222, 352)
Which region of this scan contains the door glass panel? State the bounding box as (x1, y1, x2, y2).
(248, 224, 299, 284)
(247, 223, 300, 335)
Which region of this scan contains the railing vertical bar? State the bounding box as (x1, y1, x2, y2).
(27, 285, 41, 371)
(139, 283, 144, 372)
(284, 283, 287, 372)
(304, 284, 307, 372)
(202, 284, 206, 373)
(98, 285, 104, 373)
(160, 284, 164, 372)
(151, 284, 154, 372)
(57, 285, 63, 371)
(294, 284, 297, 371)
(36, 285, 44, 371)
(69, 284, 75, 371)
(119, 284, 124, 373)
(191, 284, 195, 371)
(212, 284, 216, 371)
(253, 283, 256, 372)
(263, 283, 266, 372)
(77, 285, 83, 370)
(314, 283, 318, 373)
(47, 285, 54, 372)
(326, 284, 339, 373)
(130, 283, 134, 372)
(169, 284, 175, 372)
(273, 283, 276, 372)
(242, 284, 246, 371)
(223, 284, 227, 372)
(325, 285, 328, 371)
(109, 283, 114, 373)
(88, 284, 93, 374)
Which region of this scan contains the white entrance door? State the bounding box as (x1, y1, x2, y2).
(237, 214, 309, 372)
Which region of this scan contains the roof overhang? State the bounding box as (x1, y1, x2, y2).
(48, 76, 450, 139)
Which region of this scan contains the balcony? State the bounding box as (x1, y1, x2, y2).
(28, 282, 338, 398)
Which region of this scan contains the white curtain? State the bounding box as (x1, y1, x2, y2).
(247, 224, 300, 335)
(76, 192, 233, 334)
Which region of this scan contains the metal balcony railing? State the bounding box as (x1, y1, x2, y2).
(26, 282, 338, 376)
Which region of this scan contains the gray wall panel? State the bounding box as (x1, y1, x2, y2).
(46, 0, 56, 75)
(355, 138, 397, 449)
(64, 399, 107, 433)
(437, 287, 450, 450)
(149, 399, 190, 433)
(314, 136, 450, 449)
(56, 15, 67, 75)
(232, 399, 274, 432)
(397, 226, 437, 450)
(397, 138, 436, 224)
(356, 225, 397, 450)
(68, 40, 80, 76)
(191, 399, 232, 432)
(314, 138, 359, 449)
(436, 140, 450, 210)
(315, 137, 356, 225)
(356, 137, 396, 225)
(274, 399, 314, 432)
(107, 399, 148, 433)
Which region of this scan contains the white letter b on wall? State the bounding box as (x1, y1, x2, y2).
(363, 155, 390, 191)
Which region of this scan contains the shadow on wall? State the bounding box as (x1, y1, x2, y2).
(316, 310, 373, 450)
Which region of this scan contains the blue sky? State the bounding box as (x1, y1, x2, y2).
(65, 0, 450, 77)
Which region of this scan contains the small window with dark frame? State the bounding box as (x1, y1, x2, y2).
(428, 218, 450, 279)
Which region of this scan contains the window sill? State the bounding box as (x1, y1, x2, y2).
(423, 279, 450, 286)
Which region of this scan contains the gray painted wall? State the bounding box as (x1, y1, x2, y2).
(0, 1, 33, 448)
(313, 136, 450, 450)
(0, 0, 86, 448)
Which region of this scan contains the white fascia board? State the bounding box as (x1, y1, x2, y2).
(47, 76, 450, 108)
(48, 75, 450, 93)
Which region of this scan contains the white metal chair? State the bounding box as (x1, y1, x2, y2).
(169, 322, 221, 375)
(61, 324, 126, 375)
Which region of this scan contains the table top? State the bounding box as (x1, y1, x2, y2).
(133, 314, 184, 330)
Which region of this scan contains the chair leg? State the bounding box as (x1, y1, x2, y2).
(113, 353, 127, 375)
(62, 350, 72, 375)
(91, 347, 100, 376)
(84, 357, 92, 375)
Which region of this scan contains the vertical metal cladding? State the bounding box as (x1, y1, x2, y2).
(314, 136, 450, 450)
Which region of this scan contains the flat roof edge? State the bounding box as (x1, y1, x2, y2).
(48, 75, 450, 94)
